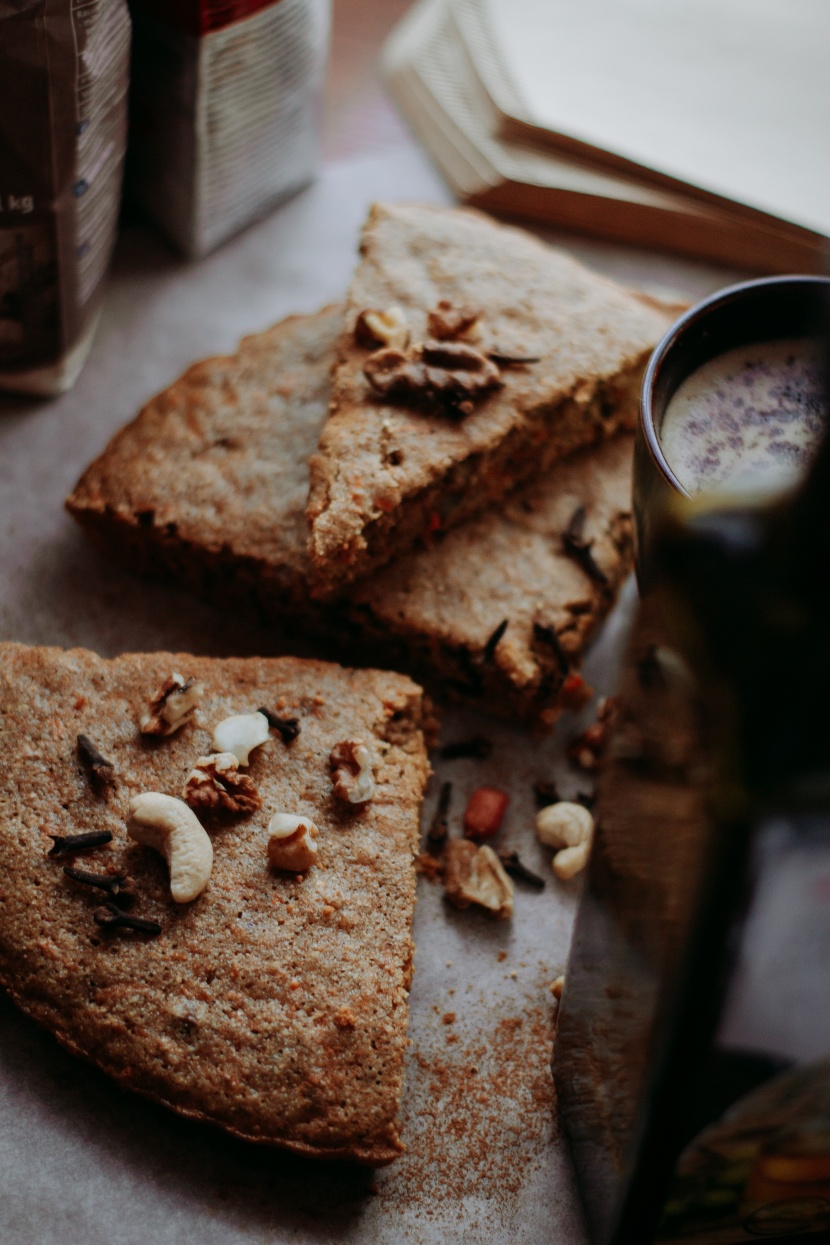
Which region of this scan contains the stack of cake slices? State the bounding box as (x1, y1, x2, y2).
(67, 201, 682, 726)
(0, 202, 683, 1168)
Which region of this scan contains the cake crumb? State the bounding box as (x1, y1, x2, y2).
(415, 851, 444, 882)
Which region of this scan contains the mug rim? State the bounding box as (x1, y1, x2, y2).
(640, 273, 830, 500)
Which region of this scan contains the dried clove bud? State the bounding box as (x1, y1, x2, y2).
(533, 622, 570, 674)
(63, 866, 136, 900)
(439, 736, 492, 761)
(486, 349, 541, 365)
(258, 706, 301, 743)
(426, 781, 452, 851)
(93, 902, 161, 936)
(562, 505, 608, 586)
(76, 734, 116, 791)
(47, 830, 113, 858)
(497, 850, 546, 889)
(533, 780, 561, 808)
(483, 618, 509, 662)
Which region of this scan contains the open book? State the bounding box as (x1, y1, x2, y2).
(383, 0, 827, 272)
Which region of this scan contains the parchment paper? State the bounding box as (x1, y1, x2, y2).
(0, 145, 740, 1244)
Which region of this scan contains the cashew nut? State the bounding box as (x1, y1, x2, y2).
(552, 841, 591, 880)
(536, 801, 594, 848)
(267, 813, 319, 872)
(536, 801, 594, 880)
(212, 712, 270, 766)
(128, 792, 213, 902)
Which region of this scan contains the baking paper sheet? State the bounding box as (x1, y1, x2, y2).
(0, 145, 739, 1243)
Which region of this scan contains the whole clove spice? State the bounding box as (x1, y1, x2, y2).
(533, 780, 561, 808)
(486, 350, 541, 365)
(258, 707, 301, 743)
(427, 781, 452, 851)
(93, 903, 162, 936)
(439, 736, 493, 761)
(483, 618, 509, 662)
(497, 850, 546, 889)
(533, 622, 570, 674)
(47, 830, 113, 858)
(63, 865, 136, 900)
(562, 505, 608, 586)
(76, 734, 116, 790)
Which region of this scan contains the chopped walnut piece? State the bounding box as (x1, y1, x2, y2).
(354, 306, 410, 351)
(426, 300, 482, 341)
(140, 673, 204, 737)
(183, 752, 262, 814)
(363, 341, 502, 415)
(443, 840, 514, 919)
(329, 739, 375, 804)
(267, 813, 319, 872)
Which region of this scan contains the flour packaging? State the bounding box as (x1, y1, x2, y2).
(0, 0, 131, 396)
(127, 0, 330, 258)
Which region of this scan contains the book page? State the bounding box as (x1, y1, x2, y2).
(483, 0, 830, 236)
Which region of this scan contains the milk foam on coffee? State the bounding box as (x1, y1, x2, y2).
(660, 339, 826, 495)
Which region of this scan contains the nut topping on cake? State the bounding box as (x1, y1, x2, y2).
(329, 739, 375, 804)
(267, 813, 319, 872)
(128, 792, 213, 903)
(211, 711, 270, 766)
(355, 306, 410, 352)
(183, 752, 262, 814)
(140, 673, 204, 737)
(363, 341, 502, 416)
(426, 300, 482, 341)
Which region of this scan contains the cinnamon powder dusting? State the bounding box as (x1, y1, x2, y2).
(379, 998, 558, 1215)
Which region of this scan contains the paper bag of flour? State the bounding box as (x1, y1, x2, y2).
(127, 0, 330, 259)
(0, 0, 131, 396)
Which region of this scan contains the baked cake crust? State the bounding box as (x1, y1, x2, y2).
(305, 202, 679, 597)
(67, 307, 634, 724)
(0, 642, 430, 1164)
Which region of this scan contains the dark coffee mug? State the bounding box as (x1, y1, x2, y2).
(634, 274, 830, 590)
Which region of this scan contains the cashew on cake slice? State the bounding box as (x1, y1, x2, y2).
(0, 642, 430, 1165)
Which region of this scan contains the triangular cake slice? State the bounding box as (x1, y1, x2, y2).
(305, 202, 679, 597)
(0, 642, 431, 1163)
(67, 306, 634, 726)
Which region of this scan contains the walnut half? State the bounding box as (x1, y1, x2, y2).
(183, 753, 262, 814)
(330, 739, 375, 804)
(443, 840, 514, 919)
(363, 340, 502, 416)
(140, 673, 204, 737)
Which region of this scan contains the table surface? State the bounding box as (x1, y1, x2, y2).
(0, 4, 752, 1242)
